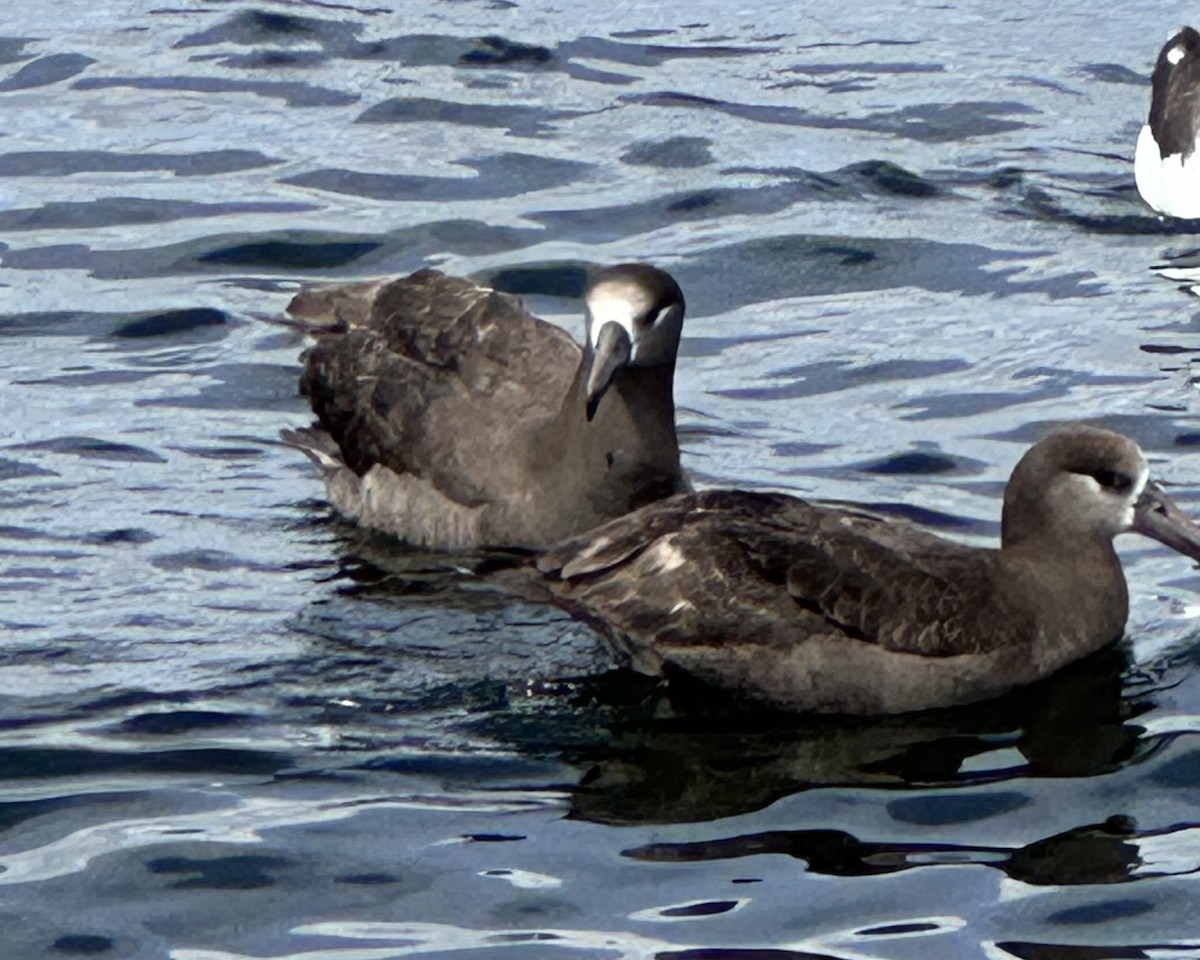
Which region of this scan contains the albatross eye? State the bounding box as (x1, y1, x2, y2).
(1089, 469, 1133, 494)
(638, 304, 674, 328)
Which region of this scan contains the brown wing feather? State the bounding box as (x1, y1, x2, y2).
(540, 492, 699, 578)
(537, 489, 797, 579)
(783, 512, 1023, 656)
(295, 270, 582, 505)
(538, 491, 816, 677)
(541, 489, 1030, 660)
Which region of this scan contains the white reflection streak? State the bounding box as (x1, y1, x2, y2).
(170, 918, 964, 960)
(807, 915, 966, 960)
(0, 791, 564, 885)
(997, 875, 1047, 903)
(171, 921, 677, 960)
(1135, 714, 1200, 737)
(1135, 829, 1200, 876)
(478, 868, 563, 889)
(172, 951, 403, 960)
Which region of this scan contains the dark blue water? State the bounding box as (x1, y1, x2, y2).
(3, 1, 1200, 957)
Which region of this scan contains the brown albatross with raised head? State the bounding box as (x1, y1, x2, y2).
(282, 264, 688, 550)
(533, 426, 1200, 714)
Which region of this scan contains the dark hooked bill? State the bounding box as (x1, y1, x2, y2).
(585, 321, 632, 421)
(1133, 481, 1200, 562)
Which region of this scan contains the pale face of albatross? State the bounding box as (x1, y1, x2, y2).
(583, 263, 685, 421)
(1001, 426, 1200, 560)
(1135, 26, 1200, 219)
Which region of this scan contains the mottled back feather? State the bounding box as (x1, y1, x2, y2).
(298, 270, 580, 506)
(782, 517, 1021, 656)
(540, 489, 1031, 659)
(1150, 27, 1200, 160)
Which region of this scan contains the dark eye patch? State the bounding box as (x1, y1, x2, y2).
(1088, 469, 1133, 493)
(638, 304, 673, 328)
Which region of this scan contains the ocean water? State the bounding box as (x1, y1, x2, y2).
(3, 1, 1200, 957)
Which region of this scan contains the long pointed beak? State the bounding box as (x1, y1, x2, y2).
(1133, 481, 1200, 561)
(585, 321, 632, 421)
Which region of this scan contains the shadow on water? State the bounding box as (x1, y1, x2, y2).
(174, 7, 780, 88)
(980, 162, 1200, 238)
(624, 810, 1200, 887)
(621, 91, 1039, 141)
(485, 644, 1155, 826)
(995, 941, 1200, 960)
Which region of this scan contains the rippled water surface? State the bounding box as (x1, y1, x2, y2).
(4, 1, 1200, 956)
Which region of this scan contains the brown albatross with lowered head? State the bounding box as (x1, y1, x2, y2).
(533, 425, 1200, 714)
(282, 264, 688, 550)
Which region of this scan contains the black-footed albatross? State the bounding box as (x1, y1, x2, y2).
(533, 426, 1200, 715)
(281, 264, 688, 550)
(1135, 26, 1200, 218)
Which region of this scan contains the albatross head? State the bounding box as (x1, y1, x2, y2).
(583, 263, 685, 421)
(1001, 424, 1200, 560)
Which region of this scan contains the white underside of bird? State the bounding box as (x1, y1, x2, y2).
(1135, 123, 1200, 219)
